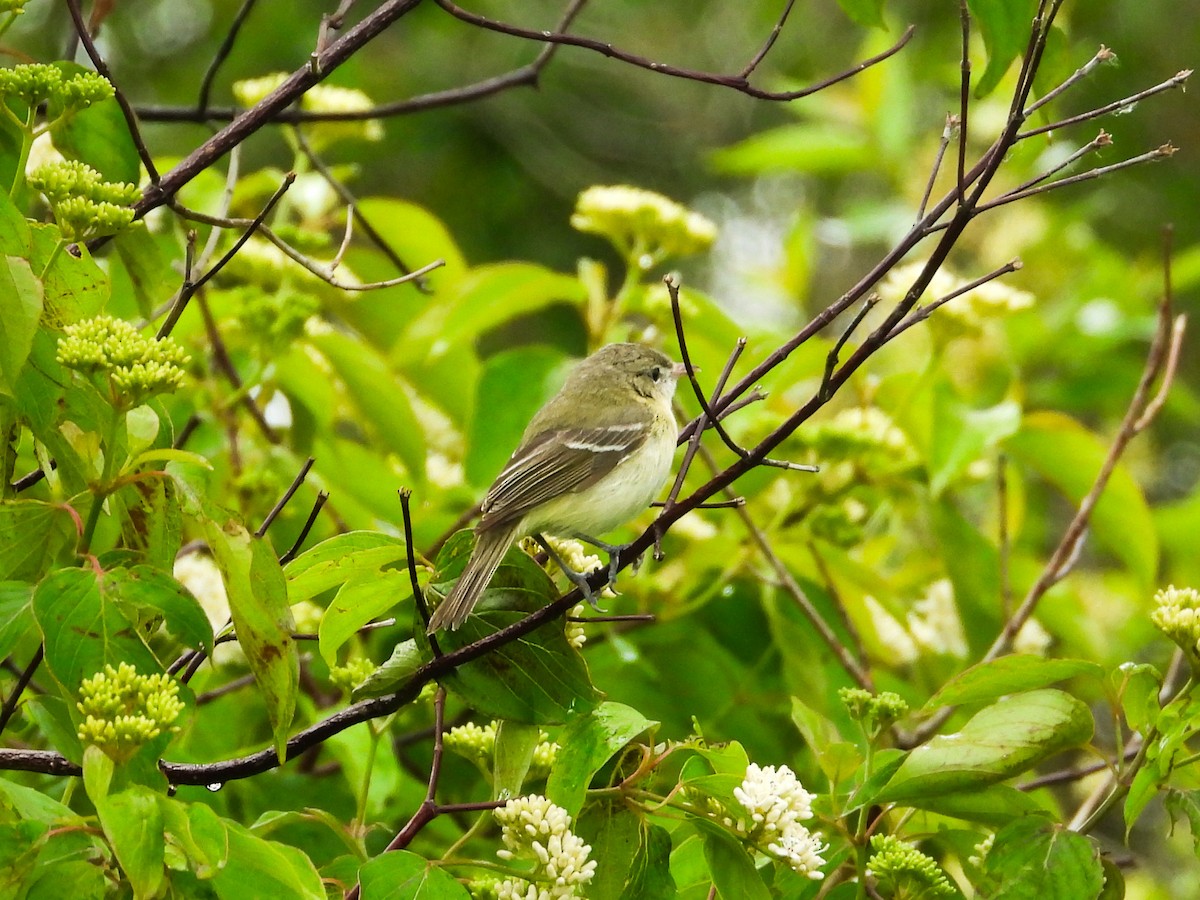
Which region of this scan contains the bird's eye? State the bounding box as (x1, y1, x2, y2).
(650, 367, 662, 382)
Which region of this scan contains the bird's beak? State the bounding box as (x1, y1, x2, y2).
(671, 362, 690, 378)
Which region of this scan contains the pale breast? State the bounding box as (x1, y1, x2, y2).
(524, 417, 676, 538)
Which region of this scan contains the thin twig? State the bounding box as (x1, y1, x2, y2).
(739, 0, 798, 79)
(170, 202, 444, 290)
(197, 0, 261, 114)
(434, 0, 915, 102)
(887, 260, 1023, 340)
(909, 300, 1185, 746)
(156, 173, 295, 340)
(956, 0, 970, 204)
(400, 489, 438, 656)
(916, 116, 956, 222)
(63, 0, 159, 182)
(1018, 69, 1192, 140)
(1025, 45, 1116, 117)
(279, 491, 329, 565)
(819, 296, 879, 401)
(256, 457, 316, 538)
(0, 646, 43, 735)
(968, 145, 1175, 214)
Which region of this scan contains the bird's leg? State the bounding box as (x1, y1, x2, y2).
(574, 533, 635, 594)
(533, 534, 604, 611)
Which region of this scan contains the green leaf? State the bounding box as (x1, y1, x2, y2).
(398, 263, 586, 361)
(926, 655, 1103, 709)
(105, 565, 214, 657)
(977, 816, 1104, 899)
(209, 822, 325, 900)
(112, 472, 183, 571)
(878, 689, 1093, 802)
(32, 567, 161, 694)
(711, 124, 873, 176)
(431, 535, 598, 725)
(1123, 765, 1159, 835)
(0, 500, 74, 582)
(159, 796, 229, 879)
(307, 330, 426, 483)
(928, 393, 1020, 496)
(97, 786, 165, 899)
(894, 783, 1046, 826)
(352, 639, 423, 700)
(0, 581, 34, 661)
(465, 346, 570, 489)
(0, 189, 30, 255)
(546, 702, 657, 815)
(30, 223, 108, 323)
(284, 531, 409, 603)
(694, 819, 772, 900)
(966, 0, 1040, 98)
(575, 803, 641, 900)
(0, 255, 42, 395)
(836, 0, 886, 28)
(620, 823, 676, 900)
(494, 720, 540, 800)
(1113, 662, 1161, 735)
(202, 517, 297, 761)
(318, 570, 410, 666)
(1005, 411, 1158, 589)
(48, 63, 140, 183)
(355, 197, 467, 294)
(355, 849, 470, 899)
(111, 224, 168, 317)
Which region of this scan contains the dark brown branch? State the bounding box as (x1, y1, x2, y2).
(956, 0, 970, 203)
(1018, 69, 1192, 140)
(739, 0, 797, 79)
(197, 0, 262, 115)
(156, 173, 295, 340)
(0, 645, 43, 735)
(279, 491, 329, 566)
(886, 259, 1023, 340)
(64, 0, 159, 182)
(256, 457, 315, 538)
(129, 0, 424, 219)
(434, 0, 915, 102)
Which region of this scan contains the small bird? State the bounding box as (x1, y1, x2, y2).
(427, 342, 686, 632)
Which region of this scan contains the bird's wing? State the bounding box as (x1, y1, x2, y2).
(478, 421, 650, 529)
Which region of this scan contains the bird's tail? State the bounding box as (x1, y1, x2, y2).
(427, 523, 520, 632)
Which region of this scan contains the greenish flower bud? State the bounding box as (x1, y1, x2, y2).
(57, 315, 190, 406)
(29, 161, 140, 241)
(571, 185, 717, 268)
(77, 662, 185, 762)
(839, 687, 909, 732)
(329, 657, 377, 692)
(867, 834, 956, 898)
(0, 63, 62, 105)
(57, 70, 116, 109)
(1152, 585, 1200, 664)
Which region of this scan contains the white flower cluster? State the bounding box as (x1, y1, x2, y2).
(494, 795, 596, 898)
(731, 763, 827, 880)
(880, 261, 1033, 331)
(571, 185, 717, 267)
(1152, 585, 1200, 659)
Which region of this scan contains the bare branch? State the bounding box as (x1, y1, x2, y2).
(1018, 69, 1192, 140)
(433, 0, 915, 102)
(197, 0, 261, 114)
(156, 172, 295, 340)
(63, 0, 159, 182)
